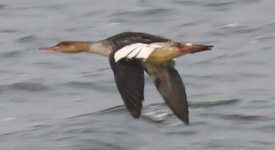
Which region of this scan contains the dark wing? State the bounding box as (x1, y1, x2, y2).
(145, 61, 189, 124)
(109, 54, 144, 118)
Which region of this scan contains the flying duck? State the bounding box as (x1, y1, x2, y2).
(40, 32, 213, 124)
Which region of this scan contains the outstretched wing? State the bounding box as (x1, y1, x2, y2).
(109, 54, 145, 118)
(145, 62, 189, 124)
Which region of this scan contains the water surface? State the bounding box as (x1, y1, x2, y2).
(0, 0, 275, 149)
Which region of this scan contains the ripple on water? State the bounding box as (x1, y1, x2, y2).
(191, 99, 240, 108)
(61, 80, 115, 93)
(0, 102, 274, 150)
(203, 1, 235, 8)
(0, 51, 23, 59)
(217, 113, 268, 122)
(210, 24, 262, 38)
(0, 29, 18, 34)
(0, 4, 6, 9)
(16, 35, 37, 43)
(10, 80, 50, 92)
(0, 104, 175, 149)
(112, 8, 173, 17)
(110, 8, 174, 23)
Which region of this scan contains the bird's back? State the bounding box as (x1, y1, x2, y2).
(104, 32, 170, 51)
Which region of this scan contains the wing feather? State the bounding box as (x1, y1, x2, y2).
(145, 62, 189, 124)
(109, 55, 144, 118)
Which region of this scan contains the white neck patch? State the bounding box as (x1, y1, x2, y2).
(114, 43, 162, 62)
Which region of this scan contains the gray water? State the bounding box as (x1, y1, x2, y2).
(1, 0, 275, 149)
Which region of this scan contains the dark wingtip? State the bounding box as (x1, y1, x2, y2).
(184, 118, 189, 125)
(177, 113, 189, 125)
(132, 112, 141, 119)
(206, 45, 214, 51)
(199, 45, 213, 51)
(206, 45, 214, 49)
(127, 108, 141, 119)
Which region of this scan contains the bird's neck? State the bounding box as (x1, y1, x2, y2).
(87, 41, 112, 57)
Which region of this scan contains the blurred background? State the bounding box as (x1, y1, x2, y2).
(0, 0, 275, 149)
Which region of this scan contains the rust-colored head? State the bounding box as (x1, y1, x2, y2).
(40, 41, 89, 53)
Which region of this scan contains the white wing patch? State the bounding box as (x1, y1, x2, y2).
(114, 43, 162, 62)
(185, 43, 193, 46)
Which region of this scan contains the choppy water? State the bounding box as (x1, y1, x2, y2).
(1, 0, 275, 149)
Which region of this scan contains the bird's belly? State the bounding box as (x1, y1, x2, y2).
(146, 47, 184, 63)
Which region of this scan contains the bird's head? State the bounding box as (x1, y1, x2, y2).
(40, 41, 89, 53)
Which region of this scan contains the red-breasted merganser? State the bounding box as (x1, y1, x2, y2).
(40, 32, 213, 124)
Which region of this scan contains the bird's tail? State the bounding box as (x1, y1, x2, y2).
(178, 42, 213, 53)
